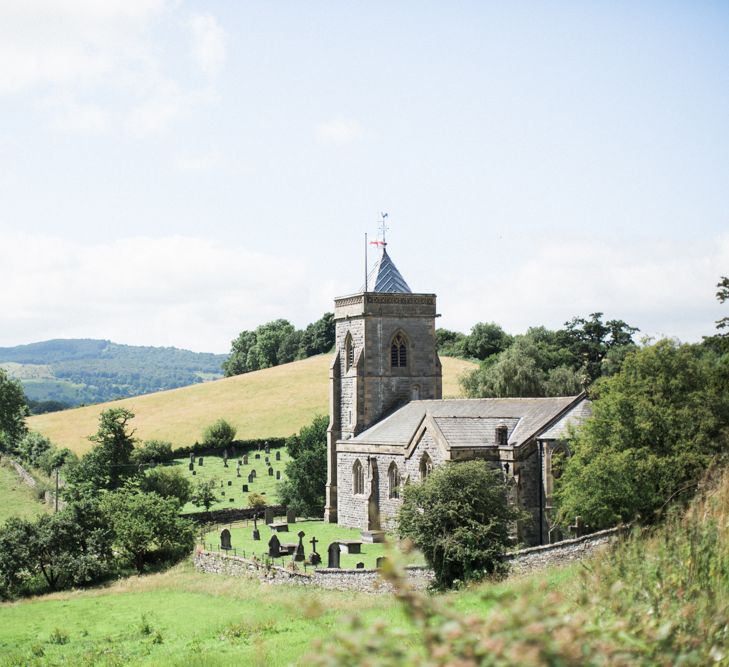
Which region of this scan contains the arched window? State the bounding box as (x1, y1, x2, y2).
(388, 462, 401, 499)
(345, 333, 354, 371)
(391, 333, 407, 368)
(419, 453, 433, 481)
(353, 459, 365, 495)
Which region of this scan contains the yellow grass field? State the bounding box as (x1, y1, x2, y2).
(28, 355, 476, 455)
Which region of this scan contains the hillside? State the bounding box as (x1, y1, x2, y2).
(0, 339, 227, 407)
(28, 354, 476, 455)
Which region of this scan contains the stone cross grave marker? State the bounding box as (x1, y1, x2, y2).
(220, 528, 232, 551)
(327, 542, 340, 568)
(569, 516, 587, 538)
(286, 508, 296, 523)
(294, 531, 306, 562)
(309, 536, 321, 566)
(268, 534, 281, 557)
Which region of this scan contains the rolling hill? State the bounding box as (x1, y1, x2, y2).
(0, 339, 227, 407)
(27, 354, 477, 455)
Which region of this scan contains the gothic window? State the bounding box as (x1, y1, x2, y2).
(353, 459, 365, 495)
(419, 452, 433, 481)
(388, 461, 401, 499)
(495, 424, 508, 447)
(391, 333, 408, 368)
(345, 333, 354, 371)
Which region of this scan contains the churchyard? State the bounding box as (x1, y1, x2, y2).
(171, 445, 290, 514)
(202, 518, 426, 570)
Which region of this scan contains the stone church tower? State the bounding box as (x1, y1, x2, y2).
(324, 245, 442, 522)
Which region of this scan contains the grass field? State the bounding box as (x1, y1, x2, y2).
(28, 355, 476, 456)
(202, 518, 426, 569)
(172, 446, 291, 514)
(0, 558, 577, 666)
(0, 461, 49, 524)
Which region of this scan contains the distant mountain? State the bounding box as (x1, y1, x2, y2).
(0, 339, 227, 410)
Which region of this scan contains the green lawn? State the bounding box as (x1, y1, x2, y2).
(0, 559, 579, 667)
(203, 518, 426, 569)
(174, 446, 291, 513)
(0, 461, 49, 524)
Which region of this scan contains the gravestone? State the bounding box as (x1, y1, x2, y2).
(237, 469, 241, 477)
(251, 469, 257, 478)
(356, 562, 364, 569)
(294, 531, 306, 562)
(276, 471, 281, 480)
(268, 534, 281, 557)
(376, 556, 388, 569)
(220, 481, 224, 487)
(242, 484, 248, 492)
(229, 498, 234, 502)
(192, 470, 196, 475)
(247, 473, 254, 484)
(243, 455, 248, 465)
(198, 457, 203, 466)
(275, 451, 281, 461)
(255, 453, 260, 459)
(309, 536, 321, 566)
(220, 529, 232, 551)
(223, 449, 229, 468)
(264, 507, 275, 525)
(569, 516, 588, 538)
(268, 467, 274, 476)
(252, 513, 260, 541)
(189, 452, 195, 463)
(265, 443, 270, 455)
(228, 480, 232, 486)
(286, 508, 296, 524)
(327, 542, 341, 568)
(265, 457, 269, 464)
(188, 462, 194, 472)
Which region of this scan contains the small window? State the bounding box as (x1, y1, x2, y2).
(391, 333, 407, 368)
(353, 459, 365, 495)
(495, 424, 508, 447)
(388, 462, 401, 499)
(419, 453, 433, 481)
(345, 333, 354, 371)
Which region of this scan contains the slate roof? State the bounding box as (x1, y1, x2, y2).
(539, 399, 592, 439)
(361, 248, 412, 293)
(348, 396, 587, 448)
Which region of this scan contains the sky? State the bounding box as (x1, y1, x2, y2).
(1, 1, 728, 353)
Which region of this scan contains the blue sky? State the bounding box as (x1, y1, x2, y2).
(1, 1, 727, 352)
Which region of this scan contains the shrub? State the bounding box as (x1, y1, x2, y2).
(202, 419, 237, 450)
(398, 460, 521, 588)
(190, 479, 217, 513)
(139, 467, 192, 507)
(132, 439, 173, 465)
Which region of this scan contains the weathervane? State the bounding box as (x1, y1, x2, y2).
(370, 212, 389, 249)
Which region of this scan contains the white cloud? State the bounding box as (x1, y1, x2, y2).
(316, 119, 363, 145)
(0, 232, 310, 352)
(188, 13, 226, 78)
(173, 148, 224, 173)
(41, 94, 110, 134)
(438, 233, 729, 343)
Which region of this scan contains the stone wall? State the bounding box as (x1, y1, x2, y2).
(193, 549, 433, 593)
(502, 526, 624, 574)
(6, 457, 66, 511)
(184, 505, 286, 524)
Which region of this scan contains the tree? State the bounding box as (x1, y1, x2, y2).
(278, 414, 328, 516)
(139, 467, 192, 507)
(435, 328, 467, 357)
(0, 503, 113, 595)
(101, 490, 195, 572)
(298, 312, 335, 358)
(15, 431, 53, 467)
(65, 408, 137, 492)
(462, 322, 513, 360)
(190, 478, 217, 513)
(555, 340, 729, 530)
(202, 418, 237, 450)
(247, 492, 267, 511)
(398, 460, 522, 588)
(716, 275, 729, 335)
(0, 368, 28, 452)
(223, 330, 258, 376)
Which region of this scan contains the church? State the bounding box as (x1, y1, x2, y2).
(323, 242, 590, 546)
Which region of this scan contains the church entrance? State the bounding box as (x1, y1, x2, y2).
(367, 458, 381, 531)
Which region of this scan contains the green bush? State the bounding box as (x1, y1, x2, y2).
(202, 419, 237, 450)
(132, 439, 173, 465)
(139, 467, 192, 507)
(398, 460, 522, 588)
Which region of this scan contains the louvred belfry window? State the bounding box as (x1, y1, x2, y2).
(391, 334, 407, 368)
